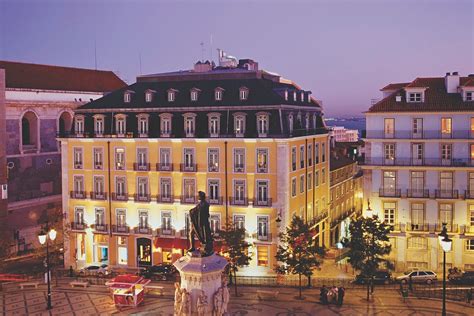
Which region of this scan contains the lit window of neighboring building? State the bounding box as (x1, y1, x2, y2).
(256, 148, 268, 173)
(257, 246, 269, 266)
(291, 177, 296, 197)
(441, 117, 452, 137)
(115, 147, 125, 170)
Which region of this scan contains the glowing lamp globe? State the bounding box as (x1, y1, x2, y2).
(439, 236, 452, 253)
(49, 228, 57, 241)
(38, 231, 47, 245)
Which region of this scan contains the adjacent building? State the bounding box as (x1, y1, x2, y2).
(0, 60, 125, 254)
(362, 72, 474, 272)
(329, 126, 359, 142)
(60, 53, 330, 275)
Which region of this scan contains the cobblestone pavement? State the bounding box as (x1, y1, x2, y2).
(1, 283, 472, 315)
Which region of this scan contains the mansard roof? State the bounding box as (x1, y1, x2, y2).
(0, 60, 126, 92)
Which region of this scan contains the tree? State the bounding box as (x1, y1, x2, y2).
(342, 215, 392, 301)
(275, 215, 325, 300)
(218, 221, 252, 296)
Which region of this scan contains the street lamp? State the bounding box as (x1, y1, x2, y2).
(38, 224, 57, 310)
(365, 199, 373, 218)
(438, 223, 452, 316)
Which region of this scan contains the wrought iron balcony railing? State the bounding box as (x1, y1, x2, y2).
(133, 163, 151, 171)
(70, 191, 86, 199)
(229, 197, 248, 206)
(253, 198, 273, 207)
(90, 192, 107, 200)
(156, 163, 173, 171)
(111, 225, 130, 234)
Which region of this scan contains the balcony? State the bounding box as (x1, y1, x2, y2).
(70, 191, 86, 199)
(112, 192, 129, 201)
(157, 227, 176, 236)
(406, 189, 430, 198)
(157, 194, 174, 203)
(133, 163, 150, 171)
(461, 225, 474, 235)
(90, 192, 107, 200)
(134, 194, 151, 203)
(379, 188, 401, 197)
(389, 223, 405, 233)
(434, 223, 458, 233)
(435, 189, 459, 199)
(234, 164, 245, 173)
(365, 130, 474, 140)
(92, 223, 108, 234)
(156, 163, 173, 171)
(363, 157, 474, 168)
(71, 222, 86, 231)
(180, 195, 196, 204)
(180, 163, 197, 172)
(112, 225, 130, 234)
(229, 197, 248, 206)
(208, 197, 223, 205)
(465, 190, 474, 199)
(406, 222, 430, 232)
(253, 198, 273, 207)
(134, 226, 153, 235)
(179, 229, 188, 238)
(253, 233, 272, 242)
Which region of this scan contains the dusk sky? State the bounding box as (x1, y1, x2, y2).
(1, 0, 472, 116)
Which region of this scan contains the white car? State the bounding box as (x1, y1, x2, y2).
(396, 270, 438, 284)
(79, 264, 112, 277)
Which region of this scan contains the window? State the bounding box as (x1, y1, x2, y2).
(115, 176, 127, 198)
(315, 170, 319, 187)
(168, 90, 176, 102)
(441, 144, 452, 164)
(183, 178, 196, 201)
(94, 115, 104, 136)
(138, 114, 149, 136)
(138, 210, 149, 228)
(190, 89, 199, 101)
(208, 114, 220, 136)
(73, 147, 83, 169)
(412, 118, 423, 138)
(256, 180, 269, 204)
(215, 89, 223, 101)
(321, 143, 326, 162)
(300, 145, 305, 169)
(284, 90, 288, 101)
(116, 115, 126, 135)
(383, 202, 396, 225)
(74, 207, 84, 225)
(466, 240, 474, 251)
(137, 148, 148, 169)
(256, 148, 268, 173)
(469, 172, 474, 195)
(234, 114, 246, 136)
(208, 179, 220, 202)
(93, 176, 105, 198)
(308, 144, 312, 166)
(145, 91, 153, 102)
(256, 113, 269, 136)
(408, 237, 427, 249)
(315, 143, 319, 164)
(257, 246, 269, 266)
(114, 148, 125, 170)
(95, 208, 105, 226)
(305, 114, 310, 130)
(93, 148, 103, 170)
(439, 171, 453, 196)
(411, 203, 424, 229)
(233, 148, 245, 172)
(160, 178, 172, 200)
(470, 144, 474, 163)
(291, 147, 297, 171)
(184, 114, 196, 137)
(293, 91, 297, 101)
(291, 178, 297, 197)
(412, 143, 423, 165)
(408, 92, 422, 102)
(307, 173, 312, 190)
(124, 92, 131, 103)
(116, 209, 127, 227)
(160, 115, 172, 137)
(239, 87, 248, 100)
(234, 180, 246, 202)
(465, 91, 473, 101)
(257, 216, 269, 239)
(234, 215, 245, 230)
(73, 175, 84, 194)
(384, 118, 395, 138)
(384, 143, 395, 164)
(210, 214, 220, 233)
(441, 118, 452, 137)
(183, 148, 195, 170)
(383, 171, 397, 194)
(161, 211, 172, 233)
(410, 171, 424, 195)
(288, 114, 294, 134)
(75, 115, 84, 135)
(137, 177, 149, 197)
(159, 148, 171, 170)
(208, 148, 219, 172)
(321, 168, 326, 184)
(117, 236, 127, 265)
(469, 204, 474, 226)
(299, 174, 305, 193)
(439, 203, 453, 227)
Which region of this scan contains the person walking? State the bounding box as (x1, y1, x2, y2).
(337, 287, 345, 306)
(320, 285, 328, 305)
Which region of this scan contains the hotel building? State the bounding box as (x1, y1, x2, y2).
(362, 72, 474, 272)
(60, 54, 330, 275)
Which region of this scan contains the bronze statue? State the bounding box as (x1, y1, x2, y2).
(188, 191, 214, 256)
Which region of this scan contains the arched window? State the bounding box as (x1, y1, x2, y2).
(21, 111, 39, 149)
(58, 111, 73, 136)
(214, 87, 224, 101)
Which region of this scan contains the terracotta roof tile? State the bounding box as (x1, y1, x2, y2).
(0, 60, 126, 92)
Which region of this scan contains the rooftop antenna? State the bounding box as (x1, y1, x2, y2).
(200, 41, 205, 62)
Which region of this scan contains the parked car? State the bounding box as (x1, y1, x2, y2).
(140, 263, 177, 281)
(396, 270, 437, 284)
(78, 264, 112, 277)
(354, 271, 393, 285)
(449, 271, 474, 285)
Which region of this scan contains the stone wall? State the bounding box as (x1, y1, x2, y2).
(40, 118, 59, 152)
(6, 119, 19, 155)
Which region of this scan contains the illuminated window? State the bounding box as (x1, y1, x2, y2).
(470, 144, 474, 162)
(257, 246, 269, 266)
(256, 148, 268, 173)
(208, 148, 219, 172)
(384, 143, 395, 163)
(291, 178, 296, 197)
(383, 202, 396, 225)
(115, 148, 125, 170)
(441, 118, 452, 137)
(384, 118, 395, 138)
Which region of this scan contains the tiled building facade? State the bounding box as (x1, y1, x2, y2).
(60, 56, 330, 275)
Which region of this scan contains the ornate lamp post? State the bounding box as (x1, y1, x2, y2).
(38, 223, 57, 310)
(438, 223, 452, 316)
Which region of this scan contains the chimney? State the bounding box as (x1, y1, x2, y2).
(193, 60, 213, 73)
(445, 71, 460, 93)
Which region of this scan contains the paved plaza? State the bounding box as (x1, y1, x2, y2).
(1, 281, 473, 316)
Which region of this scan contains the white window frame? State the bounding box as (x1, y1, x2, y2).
(75, 115, 84, 135)
(137, 114, 149, 137)
(256, 148, 268, 173)
(208, 148, 219, 172)
(160, 114, 172, 137)
(239, 87, 249, 101)
(233, 113, 246, 137)
(233, 148, 245, 173)
(256, 112, 269, 137)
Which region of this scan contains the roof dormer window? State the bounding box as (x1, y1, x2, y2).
(168, 89, 177, 102)
(300, 92, 305, 102)
(239, 87, 249, 101)
(408, 92, 422, 102)
(215, 87, 224, 101)
(284, 90, 288, 101)
(190, 88, 200, 102)
(183, 113, 196, 137)
(124, 92, 131, 103)
(75, 115, 85, 136)
(145, 90, 155, 103)
(288, 114, 294, 134)
(293, 91, 297, 101)
(466, 91, 473, 101)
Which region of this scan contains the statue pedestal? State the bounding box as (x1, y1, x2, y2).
(174, 252, 228, 315)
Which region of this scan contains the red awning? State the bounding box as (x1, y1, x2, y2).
(154, 238, 189, 249)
